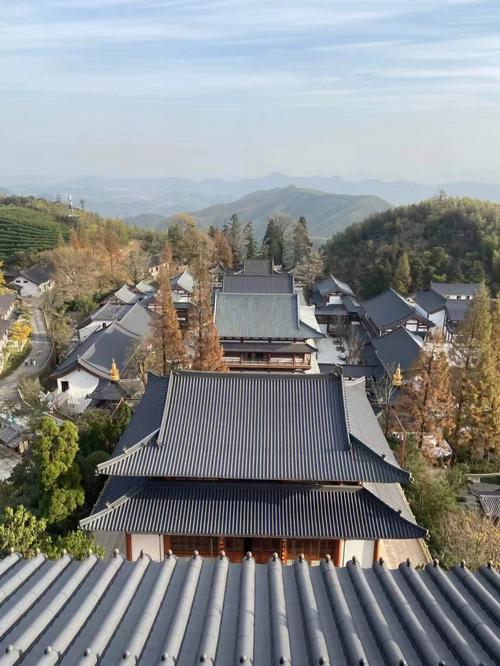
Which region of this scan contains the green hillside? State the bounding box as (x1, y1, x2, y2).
(0, 198, 71, 262)
(188, 185, 391, 240)
(323, 197, 500, 299)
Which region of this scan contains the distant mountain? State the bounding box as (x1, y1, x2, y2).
(187, 185, 391, 240)
(3, 172, 499, 220)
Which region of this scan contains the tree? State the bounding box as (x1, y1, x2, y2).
(343, 326, 364, 364)
(437, 509, 500, 569)
(293, 250, 324, 289)
(224, 213, 242, 266)
(392, 251, 411, 295)
(9, 319, 32, 350)
(188, 254, 227, 372)
(451, 285, 499, 463)
(32, 418, 85, 525)
(0, 505, 47, 558)
(126, 247, 150, 283)
(243, 222, 257, 259)
(151, 243, 188, 374)
(213, 228, 233, 267)
(396, 342, 454, 449)
(261, 217, 284, 264)
(100, 220, 123, 275)
(50, 243, 100, 300)
(372, 365, 399, 437)
(293, 216, 312, 266)
(0, 261, 7, 294)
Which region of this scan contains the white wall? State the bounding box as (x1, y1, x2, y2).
(342, 540, 375, 567)
(56, 367, 99, 413)
(131, 534, 163, 560)
(12, 278, 39, 298)
(414, 303, 446, 330)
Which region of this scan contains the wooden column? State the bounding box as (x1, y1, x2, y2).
(163, 535, 172, 557)
(280, 539, 287, 564)
(218, 537, 225, 554)
(125, 533, 133, 561)
(333, 539, 343, 567)
(373, 539, 381, 563)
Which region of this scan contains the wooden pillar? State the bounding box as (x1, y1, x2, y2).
(333, 539, 343, 567)
(163, 535, 172, 557)
(218, 537, 225, 554)
(373, 539, 381, 563)
(280, 539, 287, 564)
(125, 533, 133, 561)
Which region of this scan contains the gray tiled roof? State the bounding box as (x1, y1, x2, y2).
(135, 280, 155, 294)
(413, 289, 446, 314)
(0, 553, 498, 665)
(477, 493, 500, 520)
(0, 291, 16, 317)
(170, 270, 194, 293)
(242, 258, 274, 274)
(0, 319, 11, 338)
(114, 284, 139, 304)
(98, 371, 409, 483)
(315, 274, 354, 297)
(222, 341, 316, 353)
(431, 281, 481, 298)
(148, 253, 161, 268)
(446, 299, 472, 322)
(215, 292, 322, 339)
(222, 273, 294, 294)
(363, 288, 422, 330)
(81, 481, 426, 539)
(371, 326, 423, 373)
(19, 263, 53, 285)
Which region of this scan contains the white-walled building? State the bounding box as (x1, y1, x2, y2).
(413, 282, 480, 340)
(9, 264, 54, 298)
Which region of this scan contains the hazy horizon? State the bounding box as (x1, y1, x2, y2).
(1, 1, 499, 183)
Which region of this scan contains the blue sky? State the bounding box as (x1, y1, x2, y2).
(1, 0, 499, 182)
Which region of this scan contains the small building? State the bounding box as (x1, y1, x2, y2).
(113, 284, 140, 305)
(83, 371, 425, 566)
(369, 326, 424, 374)
(76, 302, 134, 341)
(135, 280, 155, 295)
(52, 303, 153, 413)
(413, 282, 480, 340)
(9, 263, 54, 298)
(0, 417, 30, 454)
(312, 275, 361, 334)
(169, 270, 194, 301)
(147, 253, 163, 279)
(214, 292, 323, 371)
(361, 288, 434, 338)
(209, 262, 231, 289)
(0, 291, 17, 320)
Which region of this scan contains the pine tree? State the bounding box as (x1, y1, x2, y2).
(243, 222, 257, 259)
(213, 228, 233, 267)
(188, 253, 227, 372)
(261, 217, 284, 264)
(451, 284, 499, 463)
(293, 216, 312, 266)
(152, 242, 188, 375)
(396, 342, 454, 449)
(392, 251, 411, 295)
(225, 213, 242, 266)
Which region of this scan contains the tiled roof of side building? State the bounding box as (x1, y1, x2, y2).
(114, 284, 139, 304)
(135, 280, 155, 294)
(0, 553, 498, 665)
(242, 258, 275, 274)
(431, 281, 481, 298)
(215, 292, 323, 339)
(413, 289, 446, 314)
(446, 299, 473, 322)
(170, 270, 194, 293)
(363, 288, 425, 330)
(222, 273, 294, 294)
(0, 291, 16, 316)
(19, 263, 53, 285)
(315, 274, 354, 297)
(98, 371, 409, 483)
(81, 480, 426, 539)
(370, 326, 424, 373)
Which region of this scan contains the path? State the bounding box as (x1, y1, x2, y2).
(0, 303, 53, 406)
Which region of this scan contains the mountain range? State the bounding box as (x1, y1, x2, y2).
(2, 172, 499, 222)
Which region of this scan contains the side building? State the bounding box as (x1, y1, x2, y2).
(82, 371, 426, 565)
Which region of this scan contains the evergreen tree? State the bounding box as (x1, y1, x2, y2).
(225, 213, 242, 266)
(261, 217, 284, 264)
(452, 284, 499, 463)
(293, 216, 312, 266)
(0, 506, 47, 558)
(213, 228, 233, 267)
(153, 242, 188, 374)
(243, 222, 257, 259)
(392, 251, 412, 295)
(188, 253, 227, 372)
(396, 341, 454, 448)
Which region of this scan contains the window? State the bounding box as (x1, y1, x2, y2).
(61, 381, 69, 392)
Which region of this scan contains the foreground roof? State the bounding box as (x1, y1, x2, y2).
(81, 480, 425, 539)
(363, 288, 424, 330)
(370, 326, 424, 373)
(0, 553, 498, 665)
(215, 292, 322, 339)
(98, 371, 409, 483)
(222, 273, 294, 294)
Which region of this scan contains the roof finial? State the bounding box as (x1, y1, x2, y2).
(392, 364, 403, 387)
(110, 358, 120, 382)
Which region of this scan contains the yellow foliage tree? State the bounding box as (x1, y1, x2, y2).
(10, 320, 32, 349)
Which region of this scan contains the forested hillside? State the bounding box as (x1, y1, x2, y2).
(323, 197, 500, 299)
(189, 185, 391, 240)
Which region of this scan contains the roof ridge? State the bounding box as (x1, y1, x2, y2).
(158, 371, 177, 445)
(363, 485, 427, 537)
(79, 484, 143, 527)
(97, 429, 159, 473)
(350, 435, 409, 483)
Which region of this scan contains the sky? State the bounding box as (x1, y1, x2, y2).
(1, 0, 499, 183)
